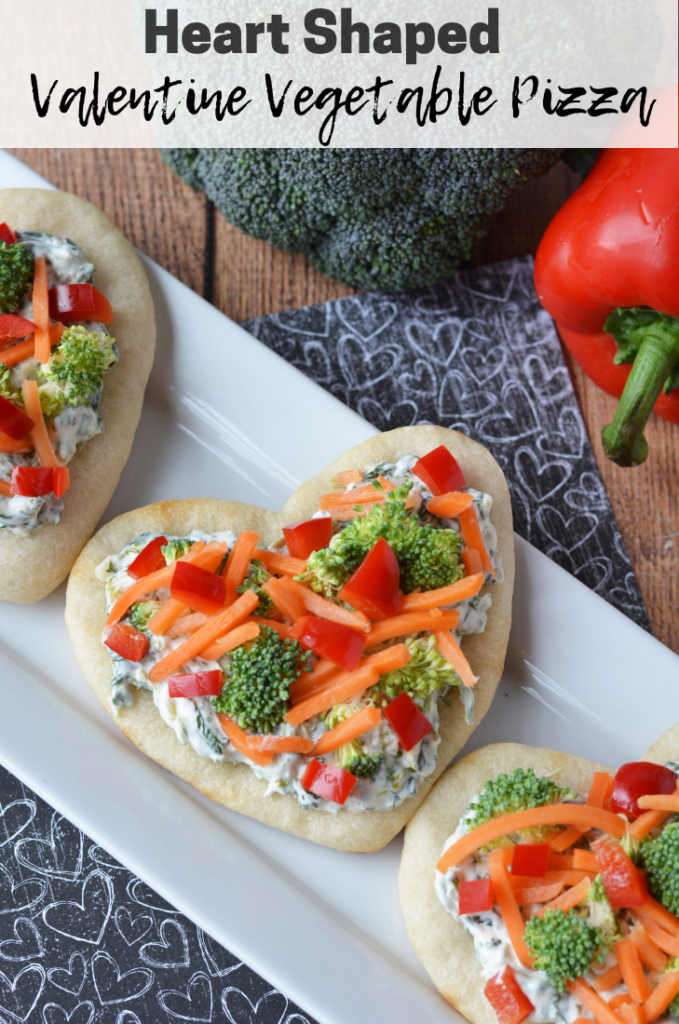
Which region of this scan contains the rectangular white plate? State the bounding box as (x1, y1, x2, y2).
(1, 151, 678, 1024)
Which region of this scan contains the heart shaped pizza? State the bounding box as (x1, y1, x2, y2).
(66, 425, 514, 851)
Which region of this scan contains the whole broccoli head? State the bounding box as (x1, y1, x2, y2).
(212, 625, 310, 734)
(582, 875, 619, 952)
(161, 149, 562, 292)
(44, 327, 116, 404)
(0, 241, 34, 314)
(372, 635, 460, 706)
(640, 821, 679, 916)
(465, 768, 576, 848)
(336, 741, 384, 780)
(525, 909, 605, 993)
(161, 538, 195, 564)
(128, 601, 161, 632)
(302, 484, 463, 598)
(237, 559, 278, 618)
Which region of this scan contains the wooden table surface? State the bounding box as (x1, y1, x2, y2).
(10, 148, 678, 655)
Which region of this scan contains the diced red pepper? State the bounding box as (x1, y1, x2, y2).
(337, 537, 402, 620)
(413, 446, 466, 496)
(383, 692, 432, 751)
(282, 517, 332, 560)
(300, 759, 357, 805)
(0, 224, 16, 246)
(0, 314, 36, 342)
(128, 536, 168, 581)
(610, 762, 678, 819)
(0, 395, 34, 442)
(104, 623, 149, 662)
(459, 877, 494, 915)
(168, 671, 224, 699)
(52, 467, 70, 500)
(592, 838, 648, 907)
(10, 467, 55, 497)
(48, 284, 113, 325)
(511, 844, 550, 879)
(170, 560, 226, 615)
(484, 965, 534, 1024)
(289, 615, 366, 671)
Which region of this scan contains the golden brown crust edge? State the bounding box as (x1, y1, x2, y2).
(65, 425, 514, 852)
(0, 188, 156, 603)
(645, 724, 679, 765)
(398, 742, 610, 1022)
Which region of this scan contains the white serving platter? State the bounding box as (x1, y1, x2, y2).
(0, 151, 678, 1024)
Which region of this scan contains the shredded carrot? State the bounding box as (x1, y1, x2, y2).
(103, 542, 208, 628)
(0, 321, 64, 368)
(312, 706, 382, 756)
(573, 849, 599, 873)
(199, 622, 260, 661)
(250, 616, 290, 640)
(458, 505, 497, 578)
(628, 810, 672, 841)
(216, 714, 273, 767)
(566, 978, 626, 1024)
(400, 573, 485, 613)
(461, 548, 484, 576)
(548, 852, 574, 870)
(319, 476, 395, 508)
(285, 665, 381, 727)
(145, 544, 227, 636)
(593, 965, 624, 992)
(305, 657, 341, 687)
(333, 470, 362, 487)
(263, 576, 307, 622)
(366, 610, 458, 648)
(629, 922, 668, 973)
(536, 875, 591, 917)
(289, 643, 411, 707)
(253, 548, 307, 577)
(620, 1004, 644, 1024)
(427, 490, 475, 518)
(513, 882, 564, 905)
(0, 432, 32, 454)
(0, 479, 11, 497)
(633, 896, 679, 939)
(22, 379, 59, 467)
(549, 825, 584, 853)
(633, 917, 679, 956)
(165, 612, 209, 637)
(437, 805, 626, 873)
(244, 733, 313, 754)
(273, 576, 371, 633)
(609, 996, 633, 1011)
(148, 590, 259, 683)
(510, 869, 591, 891)
(435, 630, 478, 687)
(640, 970, 679, 1023)
(637, 785, 679, 813)
(31, 256, 51, 364)
(223, 531, 260, 605)
(323, 501, 383, 521)
(488, 850, 534, 969)
(588, 772, 615, 809)
(616, 938, 652, 1003)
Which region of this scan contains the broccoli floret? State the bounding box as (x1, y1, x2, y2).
(161, 538, 195, 564)
(0, 362, 22, 405)
(465, 768, 577, 849)
(303, 484, 463, 598)
(161, 150, 562, 292)
(212, 625, 310, 734)
(128, 601, 161, 631)
(0, 241, 34, 313)
(581, 875, 619, 951)
(38, 380, 66, 419)
(43, 327, 116, 405)
(525, 909, 605, 992)
(236, 560, 277, 618)
(372, 635, 460, 706)
(336, 740, 384, 779)
(620, 831, 642, 865)
(640, 821, 679, 916)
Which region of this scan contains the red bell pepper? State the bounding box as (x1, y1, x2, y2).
(10, 466, 70, 499)
(459, 877, 494, 916)
(610, 762, 678, 819)
(104, 623, 149, 662)
(168, 671, 224, 699)
(282, 517, 332, 560)
(288, 615, 366, 671)
(484, 966, 534, 1024)
(383, 692, 432, 751)
(300, 759, 357, 805)
(170, 561, 225, 615)
(0, 224, 16, 246)
(337, 537, 402, 620)
(0, 395, 34, 441)
(592, 838, 647, 907)
(48, 284, 114, 325)
(511, 844, 550, 879)
(128, 536, 168, 581)
(413, 446, 466, 495)
(52, 467, 70, 500)
(0, 315, 36, 342)
(534, 147, 679, 466)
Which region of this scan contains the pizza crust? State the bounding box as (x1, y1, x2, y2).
(399, 742, 609, 1020)
(644, 723, 679, 765)
(65, 426, 514, 852)
(0, 189, 156, 603)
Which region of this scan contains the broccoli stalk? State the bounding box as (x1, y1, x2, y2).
(667, 959, 679, 1018)
(302, 483, 463, 598)
(43, 326, 117, 405)
(581, 875, 619, 952)
(0, 241, 34, 313)
(0, 362, 22, 405)
(640, 821, 679, 916)
(464, 768, 577, 849)
(237, 559, 278, 618)
(336, 740, 384, 779)
(161, 538, 195, 563)
(371, 634, 461, 706)
(524, 908, 606, 992)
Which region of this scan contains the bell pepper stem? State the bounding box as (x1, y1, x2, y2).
(602, 313, 679, 467)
